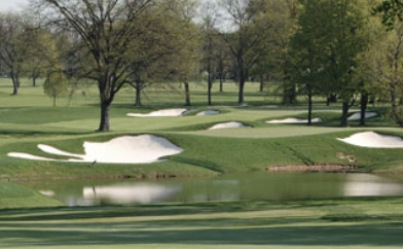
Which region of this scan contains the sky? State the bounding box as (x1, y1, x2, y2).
(0, 0, 29, 12)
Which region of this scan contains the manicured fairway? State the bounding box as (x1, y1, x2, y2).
(1, 198, 403, 248)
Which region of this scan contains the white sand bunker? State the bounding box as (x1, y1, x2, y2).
(348, 112, 377, 121)
(208, 122, 250, 130)
(127, 108, 187, 117)
(338, 131, 403, 148)
(8, 135, 184, 164)
(197, 110, 220, 116)
(266, 117, 322, 124)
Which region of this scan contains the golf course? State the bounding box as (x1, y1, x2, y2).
(1, 77, 403, 248)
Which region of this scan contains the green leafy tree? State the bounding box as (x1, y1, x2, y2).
(291, 0, 369, 127)
(21, 28, 60, 87)
(375, 0, 403, 127)
(43, 70, 68, 106)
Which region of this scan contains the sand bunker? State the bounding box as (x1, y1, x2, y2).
(348, 112, 377, 121)
(338, 131, 403, 148)
(196, 110, 220, 116)
(266, 117, 322, 124)
(127, 108, 187, 117)
(8, 135, 184, 164)
(208, 122, 250, 130)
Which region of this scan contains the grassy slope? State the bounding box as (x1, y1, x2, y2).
(0, 78, 402, 179)
(0, 180, 62, 209)
(1, 198, 403, 248)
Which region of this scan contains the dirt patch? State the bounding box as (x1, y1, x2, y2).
(267, 164, 359, 173)
(337, 153, 357, 163)
(2, 173, 220, 182)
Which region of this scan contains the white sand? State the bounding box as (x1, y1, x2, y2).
(338, 131, 403, 148)
(208, 122, 250, 130)
(7, 153, 57, 161)
(348, 112, 377, 121)
(196, 110, 220, 116)
(8, 135, 184, 164)
(127, 108, 187, 117)
(83, 183, 180, 204)
(266, 117, 322, 124)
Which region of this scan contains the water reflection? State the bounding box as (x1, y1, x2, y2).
(18, 172, 403, 207)
(344, 174, 403, 197)
(83, 183, 181, 205)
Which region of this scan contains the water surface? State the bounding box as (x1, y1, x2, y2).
(18, 172, 403, 206)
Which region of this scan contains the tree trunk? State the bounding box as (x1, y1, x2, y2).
(307, 89, 313, 126)
(341, 101, 349, 127)
(219, 74, 223, 92)
(184, 81, 191, 106)
(98, 101, 110, 132)
(282, 81, 297, 105)
(360, 91, 369, 127)
(32, 75, 37, 87)
(208, 79, 212, 106)
(238, 75, 246, 105)
(10, 71, 19, 95)
(135, 81, 142, 106)
(259, 75, 264, 92)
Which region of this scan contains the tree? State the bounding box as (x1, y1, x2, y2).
(43, 70, 68, 106)
(291, 0, 368, 127)
(219, 0, 274, 105)
(375, 0, 403, 127)
(37, 0, 164, 131)
(166, 0, 201, 106)
(21, 28, 60, 87)
(0, 14, 26, 95)
(249, 0, 293, 94)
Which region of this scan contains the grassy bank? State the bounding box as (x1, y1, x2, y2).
(0, 180, 62, 209)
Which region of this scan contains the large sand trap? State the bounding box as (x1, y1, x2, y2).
(196, 110, 220, 116)
(208, 122, 250, 130)
(348, 112, 377, 121)
(8, 135, 184, 164)
(127, 108, 187, 117)
(266, 117, 322, 124)
(338, 131, 403, 148)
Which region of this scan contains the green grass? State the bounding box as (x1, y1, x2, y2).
(1, 198, 403, 248)
(0, 180, 62, 209)
(0, 77, 402, 179)
(1, 78, 403, 248)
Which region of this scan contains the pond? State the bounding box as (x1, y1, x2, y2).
(18, 172, 403, 206)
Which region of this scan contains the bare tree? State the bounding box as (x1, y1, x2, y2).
(219, 0, 273, 105)
(0, 14, 25, 95)
(37, 0, 160, 131)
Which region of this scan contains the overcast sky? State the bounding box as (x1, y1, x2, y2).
(0, 0, 29, 12)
